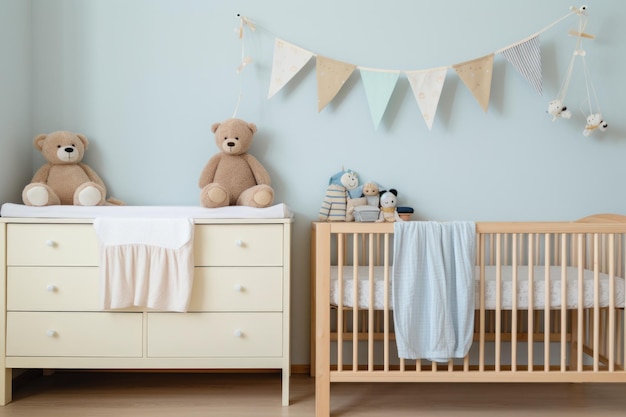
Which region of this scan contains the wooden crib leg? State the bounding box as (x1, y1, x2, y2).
(315, 223, 331, 417)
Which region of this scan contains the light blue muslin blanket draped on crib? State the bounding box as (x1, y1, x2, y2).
(392, 221, 476, 362)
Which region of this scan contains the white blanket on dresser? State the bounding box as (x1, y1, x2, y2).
(94, 217, 195, 312)
(393, 221, 476, 362)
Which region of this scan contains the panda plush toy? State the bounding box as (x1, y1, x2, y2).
(376, 189, 404, 223)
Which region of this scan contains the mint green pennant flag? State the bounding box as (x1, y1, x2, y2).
(360, 70, 400, 129)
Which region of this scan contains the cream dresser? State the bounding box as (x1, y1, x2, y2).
(0, 214, 292, 405)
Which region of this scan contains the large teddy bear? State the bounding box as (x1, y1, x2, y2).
(199, 118, 274, 208)
(22, 131, 121, 206)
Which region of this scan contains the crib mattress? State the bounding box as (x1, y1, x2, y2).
(0, 203, 293, 219)
(330, 265, 626, 310)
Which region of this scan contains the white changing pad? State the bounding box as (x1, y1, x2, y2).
(0, 203, 293, 219)
(330, 265, 626, 310)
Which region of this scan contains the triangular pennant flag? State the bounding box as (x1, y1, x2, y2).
(499, 35, 542, 95)
(406, 67, 448, 131)
(453, 54, 494, 112)
(360, 70, 400, 129)
(267, 38, 314, 99)
(316, 55, 357, 112)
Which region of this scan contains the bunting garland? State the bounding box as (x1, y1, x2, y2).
(235, 6, 601, 131)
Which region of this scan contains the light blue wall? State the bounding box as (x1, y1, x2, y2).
(6, 0, 626, 364)
(0, 0, 32, 204)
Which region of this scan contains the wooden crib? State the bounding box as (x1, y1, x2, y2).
(311, 215, 626, 417)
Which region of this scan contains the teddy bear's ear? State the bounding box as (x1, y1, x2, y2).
(247, 123, 257, 134)
(389, 189, 398, 196)
(76, 134, 89, 149)
(33, 134, 47, 151)
(211, 123, 221, 133)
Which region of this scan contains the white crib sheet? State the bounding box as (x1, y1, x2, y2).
(0, 203, 293, 219)
(330, 265, 626, 310)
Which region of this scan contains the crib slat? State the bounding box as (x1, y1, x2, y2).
(577, 234, 584, 371)
(495, 234, 502, 372)
(512, 234, 518, 372)
(383, 233, 390, 372)
(609, 234, 615, 372)
(352, 233, 359, 372)
(560, 233, 567, 372)
(337, 234, 344, 372)
(368, 234, 374, 372)
(593, 234, 600, 372)
(543, 233, 550, 372)
(528, 234, 534, 372)
(479, 234, 486, 372)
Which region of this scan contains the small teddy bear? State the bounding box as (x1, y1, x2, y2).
(199, 118, 274, 208)
(583, 113, 608, 136)
(22, 131, 122, 206)
(547, 99, 572, 121)
(376, 189, 404, 223)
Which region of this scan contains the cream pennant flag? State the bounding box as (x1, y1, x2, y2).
(267, 38, 314, 99)
(360, 70, 400, 129)
(453, 54, 494, 112)
(406, 67, 448, 131)
(316, 55, 357, 112)
(499, 35, 542, 95)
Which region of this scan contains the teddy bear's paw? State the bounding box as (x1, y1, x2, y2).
(25, 185, 50, 206)
(201, 184, 229, 208)
(253, 189, 274, 207)
(76, 186, 104, 206)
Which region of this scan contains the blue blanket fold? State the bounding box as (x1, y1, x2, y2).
(392, 221, 476, 361)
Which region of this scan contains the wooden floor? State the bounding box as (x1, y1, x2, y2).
(0, 371, 626, 416)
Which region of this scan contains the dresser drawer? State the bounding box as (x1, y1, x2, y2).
(7, 267, 100, 311)
(147, 312, 282, 357)
(189, 267, 283, 312)
(7, 224, 98, 266)
(6, 312, 142, 357)
(194, 225, 283, 266)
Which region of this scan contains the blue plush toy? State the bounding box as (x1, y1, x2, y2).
(318, 168, 360, 221)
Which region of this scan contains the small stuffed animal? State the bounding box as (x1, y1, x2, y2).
(22, 131, 122, 206)
(547, 99, 572, 121)
(199, 118, 274, 208)
(319, 168, 359, 221)
(583, 113, 608, 136)
(376, 189, 404, 223)
(362, 182, 380, 207)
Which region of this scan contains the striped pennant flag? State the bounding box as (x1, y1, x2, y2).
(499, 35, 542, 95)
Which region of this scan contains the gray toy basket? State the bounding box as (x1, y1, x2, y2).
(353, 206, 380, 222)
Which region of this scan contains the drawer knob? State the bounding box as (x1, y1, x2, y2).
(235, 239, 244, 247)
(46, 330, 57, 338)
(234, 329, 243, 338)
(46, 239, 57, 247)
(233, 284, 244, 292)
(46, 284, 57, 292)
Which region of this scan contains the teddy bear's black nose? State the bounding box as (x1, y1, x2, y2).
(227, 142, 235, 147)
(64, 147, 74, 153)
